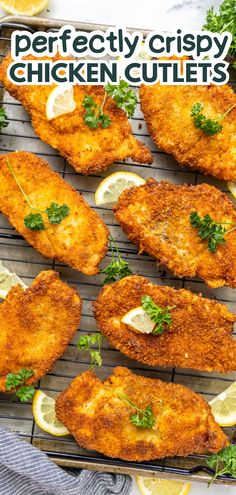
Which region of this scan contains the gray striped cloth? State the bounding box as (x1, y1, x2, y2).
(0, 427, 132, 495)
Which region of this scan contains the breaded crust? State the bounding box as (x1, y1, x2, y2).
(94, 275, 236, 372)
(0, 270, 81, 392)
(56, 367, 228, 461)
(0, 151, 109, 275)
(140, 83, 236, 181)
(114, 179, 236, 288)
(0, 54, 153, 175)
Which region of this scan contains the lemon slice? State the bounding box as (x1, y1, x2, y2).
(95, 171, 145, 205)
(33, 390, 69, 436)
(209, 381, 236, 426)
(228, 182, 236, 199)
(118, 42, 151, 61)
(0, 261, 27, 299)
(0, 0, 48, 15)
(121, 306, 155, 334)
(46, 85, 76, 120)
(136, 477, 191, 495)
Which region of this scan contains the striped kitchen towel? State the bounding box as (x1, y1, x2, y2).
(0, 427, 132, 495)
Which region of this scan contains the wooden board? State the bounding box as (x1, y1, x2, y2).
(0, 16, 235, 484)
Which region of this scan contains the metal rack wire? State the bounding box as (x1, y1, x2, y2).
(0, 18, 235, 484)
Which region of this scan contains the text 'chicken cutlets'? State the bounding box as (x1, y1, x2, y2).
(0, 270, 81, 393)
(56, 367, 228, 461)
(0, 54, 152, 175)
(0, 151, 108, 275)
(140, 83, 236, 181)
(94, 275, 236, 372)
(114, 179, 236, 288)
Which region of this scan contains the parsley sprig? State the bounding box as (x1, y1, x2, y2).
(83, 80, 137, 129)
(116, 390, 156, 429)
(6, 159, 70, 231)
(190, 211, 236, 253)
(191, 102, 236, 136)
(207, 445, 236, 485)
(101, 235, 132, 285)
(6, 368, 35, 403)
(77, 333, 103, 368)
(0, 107, 8, 128)
(141, 295, 175, 335)
(82, 94, 111, 129)
(203, 0, 236, 69)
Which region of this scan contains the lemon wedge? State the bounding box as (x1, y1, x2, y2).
(33, 390, 69, 436)
(95, 171, 145, 205)
(136, 477, 191, 495)
(0, 261, 27, 299)
(118, 41, 151, 61)
(0, 0, 48, 15)
(228, 182, 236, 199)
(209, 381, 236, 426)
(121, 306, 155, 334)
(46, 85, 76, 120)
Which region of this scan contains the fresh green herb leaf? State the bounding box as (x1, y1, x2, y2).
(77, 333, 103, 368)
(15, 385, 36, 403)
(105, 80, 138, 117)
(207, 445, 236, 485)
(6, 159, 70, 231)
(0, 108, 8, 128)
(6, 368, 35, 403)
(101, 235, 132, 284)
(191, 102, 236, 136)
(82, 94, 111, 129)
(190, 211, 236, 252)
(116, 391, 156, 429)
(24, 213, 45, 231)
(46, 202, 70, 224)
(141, 295, 175, 335)
(203, 0, 236, 67)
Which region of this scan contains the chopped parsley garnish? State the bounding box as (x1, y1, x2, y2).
(207, 445, 236, 485)
(191, 102, 236, 136)
(101, 235, 132, 285)
(0, 108, 8, 128)
(190, 211, 236, 253)
(6, 368, 35, 403)
(203, 0, 236, 69)
(141, 295, 175, 335)
(77, 333, 103, 368)
(83, 80, 137, 129)
(116, 390, 156, 429)
(6, 159, 70, 231)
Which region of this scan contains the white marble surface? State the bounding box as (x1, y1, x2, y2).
(0, 0, 235, 493)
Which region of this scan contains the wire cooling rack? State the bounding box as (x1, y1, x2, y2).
(0, 16, 235, 484)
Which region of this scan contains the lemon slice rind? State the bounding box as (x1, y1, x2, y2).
(228, 181, 236, 199)
(209, 381, 236, 427)
(33, 390, 69, 436)
(46, 84, 76, 121)
(95, 171, 146, 206)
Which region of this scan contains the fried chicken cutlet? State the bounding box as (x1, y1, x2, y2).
(140, 82, 236, 181)
(94, 275, 236, 372)
(114, 179, 236, 288)
(0, 152, 108, 275)
(56, 367, 228, 461)
(0, 54, 152, 175)
(0, 270, 81, 393)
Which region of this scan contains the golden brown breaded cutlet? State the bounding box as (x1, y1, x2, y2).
(94, 275, 236, 372)
(0, 151, 108, 275)
(0, 270, 81, 392)
(140, 83, 236, 181)
(114, 179, 236, 288)
(56, 366, 228, 461)
(0, 54, 152, 175)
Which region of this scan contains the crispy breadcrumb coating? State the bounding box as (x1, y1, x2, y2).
(0, 151, 108, 275)
(114, 179, 236, 288)
(0, 270, 81, 392)
(56, 367, 228, 461)
(94, 275, 236, 372)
